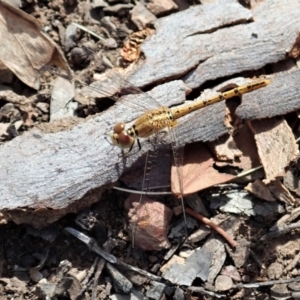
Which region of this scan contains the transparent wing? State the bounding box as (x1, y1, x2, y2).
(47, 67, 164, 118)
(78, 69, 163, 113)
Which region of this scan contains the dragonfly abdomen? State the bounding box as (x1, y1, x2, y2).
(170, 78, 271, 119)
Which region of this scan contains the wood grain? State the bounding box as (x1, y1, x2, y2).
(0, 0, 298, 226)
(128, 0, 300, 89)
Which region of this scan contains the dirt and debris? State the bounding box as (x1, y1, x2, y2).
(1, 0, 300, 299)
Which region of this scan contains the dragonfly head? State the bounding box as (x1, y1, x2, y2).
(110, 122, 135, 149)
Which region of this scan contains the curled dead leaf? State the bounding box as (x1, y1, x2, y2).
(0, 1, 71, 90)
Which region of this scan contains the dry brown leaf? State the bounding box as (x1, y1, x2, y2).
(171, 142, 236, 195)
(248, 117, 298, 183)
(0, 1, 71, 89)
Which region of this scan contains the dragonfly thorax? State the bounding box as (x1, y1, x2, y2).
(110, 107, 177, 150)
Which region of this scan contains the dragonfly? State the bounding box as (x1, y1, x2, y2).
(82, 70, 271, 249)
(52, 70, 271, 245)
(110, 77, 271, 152)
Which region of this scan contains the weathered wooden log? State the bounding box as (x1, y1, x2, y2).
(0, 0, 299, 227)
(128, 0, 300, 89)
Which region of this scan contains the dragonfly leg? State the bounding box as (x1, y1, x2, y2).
(136, 138, 142, 151)
(117, 139, 141, 160)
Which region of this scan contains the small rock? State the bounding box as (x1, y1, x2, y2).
(164, 286, 175, 296)
(146, 281, 166, 300)
(215, 275, 233, 291)
(103, 3, 134, 14)
(187, 225, 211, 243)
(50, 77, 77, 122)
(34, 278, 56, 299)
(221, 265, 241, 282)
(0, 123, 10, 140)
(270, 284, 289, 299)
(106, 263, 133, 294)
(101, 37, 118, 49)
(147, 0, 178, 16)
(131, 3, 156, 30)
(36, 102, 49, 114)
(209, 190, 284, 218)
(173, 287, 185, 300)
(126, 194, 173, 251)
(291, 268, 299, 276)
(226, 239, 250, 268)
(267, 262, 284, 280)
(57, 277, 79, 298)
(29, 270, 44, 283)
(161, 248, 212, 285)
(179, 248, 194, 258)
(1, 277, 27, 295)
(13, 120, 23, 131)
(91, 0, 108, 9)
(0, 102, 20, 122)
(202, 238, 226, 283)
(288, 282, 300, 291)
(70, 47, 92, 67)
(65, 23, 78, 51)
(101, 16, 117, 32)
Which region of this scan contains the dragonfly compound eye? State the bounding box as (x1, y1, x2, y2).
(113, 122, 126, 134)
(110, 131, 134, 148)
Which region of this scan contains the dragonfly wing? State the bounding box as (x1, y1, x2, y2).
(78, 69, 162, 114)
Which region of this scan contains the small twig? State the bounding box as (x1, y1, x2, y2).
(236, 165, 263, 178)
(91, 259, 106, 300)
(72, 22, 106, 42)
(74, 257, 99, 299)
(92, 239, 115, 300)
(65, 227, 117, 263)
(232, 276, 300, 289)
(185, 208, 237, 247)
(113, 185, 172, 195)
(82, 257, 99, 286)
(64, 227, 164, 282)
(260, 222, 300, 241)
(188, 286, 226, 298)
